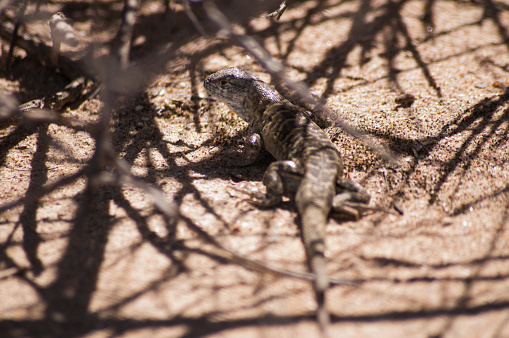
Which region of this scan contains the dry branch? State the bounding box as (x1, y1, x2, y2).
(19, 77, 96, 112)
(1, 77, 97, 130)
(111, 0, 140, 70)
(266, 0, 288, 20)
(5, 0, 28, 69)
(204, 2, 396, 163)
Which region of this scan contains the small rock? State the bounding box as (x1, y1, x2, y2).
(395, 93, 415, 107)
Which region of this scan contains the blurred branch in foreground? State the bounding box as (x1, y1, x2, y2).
(204, 1, 396, 163)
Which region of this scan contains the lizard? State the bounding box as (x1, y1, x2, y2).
(204, 67, 372, 334)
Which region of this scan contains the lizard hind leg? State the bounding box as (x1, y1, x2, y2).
(331, 178, 371, 219)
(335, 179, 371, 204)
(248, 160, 302, 208)
(331, 195, 361, 220)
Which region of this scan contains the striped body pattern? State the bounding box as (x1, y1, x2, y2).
(204, 67, 370, 333)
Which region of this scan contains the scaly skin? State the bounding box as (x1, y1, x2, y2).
(204, 67, 370, 334)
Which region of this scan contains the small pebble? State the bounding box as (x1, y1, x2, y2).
(395, 93, 415, 107)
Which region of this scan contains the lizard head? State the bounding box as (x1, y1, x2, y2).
(204, 67, 283, 123)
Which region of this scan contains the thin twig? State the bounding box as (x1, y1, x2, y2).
(179, 214, 355, 285)
(6, 0, 28, 70)
(111, 0, 140, 69)
(5, 109, 92, 129)
(85, 1, 140, 185)
(176, 238, 356, 285)
(204, 2, 396, 163)
(181, 0, 207, 36)
(112, 155, 179, 220)
(266, 0, 288, 21)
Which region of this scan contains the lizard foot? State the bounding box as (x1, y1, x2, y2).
(229, 185, 282, 208)
(332, 192, 402, 219)
(247, 194, 282, 208)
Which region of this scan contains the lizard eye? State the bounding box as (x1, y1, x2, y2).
(219, 79, 228, 88)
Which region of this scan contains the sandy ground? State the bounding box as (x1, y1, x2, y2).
(1, 0, 509, 337)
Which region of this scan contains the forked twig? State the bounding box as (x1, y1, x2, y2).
(181, 0, 207, 36)
(266, 0, 288, 21)
(111, 155, 179, 220)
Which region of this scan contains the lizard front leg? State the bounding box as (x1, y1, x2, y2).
(239, 133, 263, 166)
(229, 133, 263, 167)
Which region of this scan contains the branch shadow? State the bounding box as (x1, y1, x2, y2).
(6, 181, 114, 338)
(361, 83, 509, 211)
(2, 0, 509, 337)
(431, 197, 509, 337)
(427, 88, 509, 205)
(18, 126, 49, 277)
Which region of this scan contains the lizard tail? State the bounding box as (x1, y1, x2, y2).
(311, 249, 331, 336)
(299, 206, 331, 335)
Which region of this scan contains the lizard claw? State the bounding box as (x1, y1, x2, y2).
(331, 203, 361, 220)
